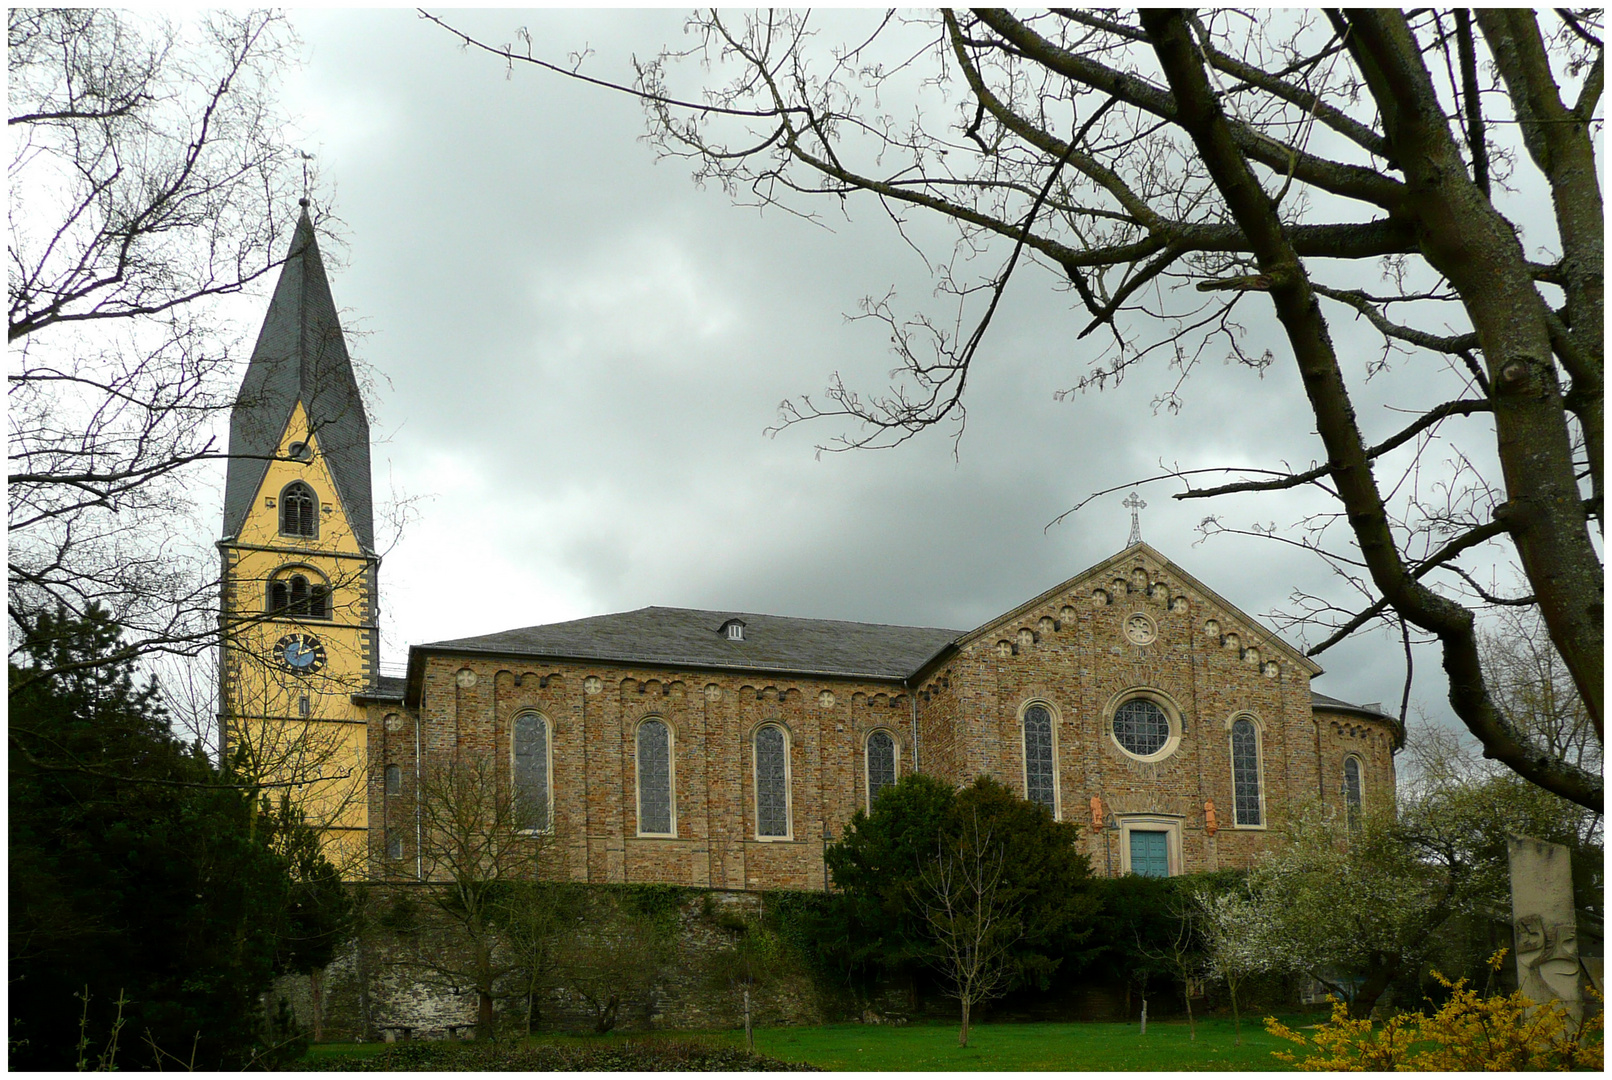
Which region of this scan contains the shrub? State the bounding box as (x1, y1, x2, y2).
(299, 1037, 821, 1071)
(1265, 952, 1603, 1071)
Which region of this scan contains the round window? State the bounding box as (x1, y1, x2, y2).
(1113, 698, 1172, 757)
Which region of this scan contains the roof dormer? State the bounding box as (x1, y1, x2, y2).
(719, 618, 746, 642)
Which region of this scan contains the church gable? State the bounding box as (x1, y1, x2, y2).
(949, 541, 1319, 680)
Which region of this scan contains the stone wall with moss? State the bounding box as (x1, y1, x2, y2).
(266, 884, 836, 1042)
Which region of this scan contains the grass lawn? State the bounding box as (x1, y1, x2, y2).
(303, 1017, 1300, 1071)
(719, 1017, 1296, 1071)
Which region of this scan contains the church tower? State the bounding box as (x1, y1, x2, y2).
(219, 202, 376, 873)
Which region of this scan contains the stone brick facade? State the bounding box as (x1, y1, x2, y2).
(359, 543, 1401, 888)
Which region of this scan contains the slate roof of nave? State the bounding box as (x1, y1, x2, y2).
(222, 208, 374, 551)
(419, 606, 965, 682)
(405, 544, 1386, 719)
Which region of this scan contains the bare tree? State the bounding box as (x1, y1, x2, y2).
(428, 9, 1602, 808)
(495, 880, 575, 1038)
(8, 8, 308, 687)
(1478, 604, 1600, 776)
(910, 809, 1023, 1049)
(406, 752, 561, 1040)
(550, 891, 674, 1034)
(707, 902, 787, 1050)
(1134, 891, 1203, 1041)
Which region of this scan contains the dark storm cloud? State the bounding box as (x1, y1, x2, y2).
(276, 8, 1515, 729)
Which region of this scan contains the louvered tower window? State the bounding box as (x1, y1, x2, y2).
(280, 481, 318, 538)
(268, 572, 327, 618)
(1230, 718, 1262, 826)
(866, 730, 896, 808)
(636, 719, 672, 835)
(1022, 703, 1056, 812)
(755, 725, 790, 837)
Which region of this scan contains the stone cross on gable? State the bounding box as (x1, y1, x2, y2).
(1124, 491, 1147, 546)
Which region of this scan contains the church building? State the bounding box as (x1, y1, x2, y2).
(221, 211, 1403, 889)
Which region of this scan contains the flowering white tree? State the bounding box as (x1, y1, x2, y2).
(1240, 802, 1477, 1019)
(1193, 886, 1282, 1045)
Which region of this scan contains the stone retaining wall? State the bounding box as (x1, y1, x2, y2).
(267, 886, 830, 1042)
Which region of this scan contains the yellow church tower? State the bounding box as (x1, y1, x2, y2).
(219, 201, 376, 873)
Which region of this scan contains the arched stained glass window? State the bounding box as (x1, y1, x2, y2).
(1022, 704, 1056, 812)
(515, 712, 551, 831)
(1230, 718, 1262, 826)
(755, 725, 790, 837)
(384, 763, 402, 796)
(866, 730, 896, 808)
(1343, 756, 1363, 821)
(280, 481, 318, 538)
(1114, 699, 1171, 757)
(636, 719, 672, 835)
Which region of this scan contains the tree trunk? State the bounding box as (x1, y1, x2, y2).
(743, 985, 753, 1051)
(1140, 8, 1603, 809)
(595, 993, 620, 1034)
(958, 996, 971, 1048)
(356, 923, 374, 1042)
(309, 967, 325, 1043)
(1183, 983, 1195, 1040)
(1348, 961, 1398, 1020)
(477, 988, 494, 1041)
(1139, 996, 1147, 1036)
(1228, 977, 1242, 1046)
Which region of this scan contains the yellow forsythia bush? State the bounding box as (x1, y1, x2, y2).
(1265, 952, 1603, 1071)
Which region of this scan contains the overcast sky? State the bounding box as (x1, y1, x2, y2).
(191, 7, 1564, 734)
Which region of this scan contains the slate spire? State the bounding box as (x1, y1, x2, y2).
(222, 204, 374, 551)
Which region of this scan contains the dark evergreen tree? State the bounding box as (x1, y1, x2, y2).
(9, 606, 349, 1069)
(821, 774, 1101, 999)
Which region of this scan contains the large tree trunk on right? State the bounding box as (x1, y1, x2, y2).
(1142, 8, 1602, 811)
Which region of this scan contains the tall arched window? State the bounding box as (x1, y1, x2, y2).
(384, 763, 402, 796)
(1022, 703, 1056, 813)
(1343, 756, 1364, 821)
(514, 712, 551, 831)
(754, 724, 791, 838)
(280, 481, 318, 538)
(636, 719, 673, 836)
(1230, 718, 1262, 826)
(866, 730, 896, 809)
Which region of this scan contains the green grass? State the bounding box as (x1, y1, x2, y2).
(715, 1018, 1297, 1071)
(303, 1017, 1301, 1071)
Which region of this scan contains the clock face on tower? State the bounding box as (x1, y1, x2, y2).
(276, 633, 327, 673)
